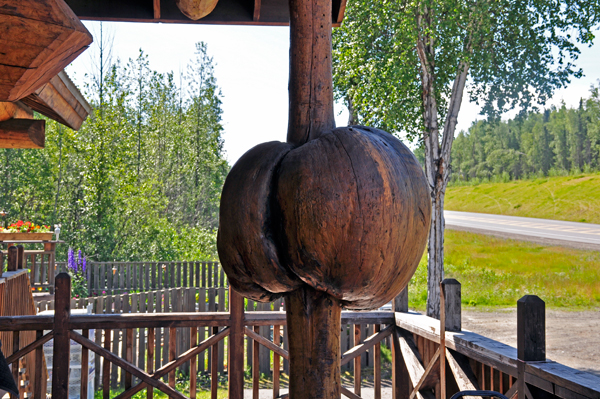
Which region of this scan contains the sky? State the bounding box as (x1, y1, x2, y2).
(67, 21, 600, 165)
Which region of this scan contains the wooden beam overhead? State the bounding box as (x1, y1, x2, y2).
(21, 71, 91, 131)
(176, 0, 220, 20)
(0, 0, 93, 102)
(0, 102, 34, 122)
(64, 0, 346, 26)
(0, 119, 45, 149)
(253, 0, 261, 21)
(154, 0, 161, 19)
(337, 0, 347, 23)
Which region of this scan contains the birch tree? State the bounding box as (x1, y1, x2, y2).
(333, 0, 600, 317)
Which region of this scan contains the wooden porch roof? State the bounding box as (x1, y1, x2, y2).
(64, 0, 347, 26)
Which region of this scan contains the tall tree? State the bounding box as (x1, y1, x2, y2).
(333, 0, 600, 317)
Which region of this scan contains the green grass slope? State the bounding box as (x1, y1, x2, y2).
(409, 230, 600, 309)
(445, 173, 600, 223)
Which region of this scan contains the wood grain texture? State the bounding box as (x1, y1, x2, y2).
(228, 287, 244, 399)
(21, 70, 91, 130)
(176, 0, 219, 20)
(0, 0, 92, 101)
(219, 126, 430, 309)
(52, 273, 70, 399)
(285, 286, 342, 399)
(277, 126, 431, 309)
(0, 101, 33, 122)
(0, 119, 45, 148)
(218, 141, 300, 301)
(287, 0, 335, 145)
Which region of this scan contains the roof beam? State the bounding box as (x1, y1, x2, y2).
(0, 119, 45, 149)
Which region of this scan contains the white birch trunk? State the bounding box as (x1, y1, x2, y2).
(417, 8, 471, 317)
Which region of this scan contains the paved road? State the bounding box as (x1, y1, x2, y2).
(445, 211, 600, 251)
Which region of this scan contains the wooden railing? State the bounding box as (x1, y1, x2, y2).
(1, 274, 600, 399)
(1, 242, 58, 293)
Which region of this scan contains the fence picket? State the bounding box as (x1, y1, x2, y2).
(198, 288, 206, 373)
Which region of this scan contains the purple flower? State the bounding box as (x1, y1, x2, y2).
(67, 247, 77, 273)
(82, 256, 87, 274)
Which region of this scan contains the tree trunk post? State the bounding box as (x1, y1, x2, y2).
(287, 0, 335, 146)
(426, 194, 445, 319)
(285, 286, 342, 399)
(52, 273, 71, 399)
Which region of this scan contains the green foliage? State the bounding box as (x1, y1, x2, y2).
(333, 0, 600, 136)
(409, 230, 600, 309)
(380, 343, 393, 364)
(452, 85, 600, 182)
(0, 43, 229, 262)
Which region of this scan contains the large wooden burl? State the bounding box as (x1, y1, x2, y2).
(218, 125, 431, 398)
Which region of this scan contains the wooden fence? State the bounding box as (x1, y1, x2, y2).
(3, 274, 600, 399)
(54, 261, 226, 295)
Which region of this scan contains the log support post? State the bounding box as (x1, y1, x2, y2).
(286, 286, 342, 399)
(228, 286, 245, 399)
(517, 295, 545, 399)
(287, 0, 335, 145)
(52, 273, 71, 399)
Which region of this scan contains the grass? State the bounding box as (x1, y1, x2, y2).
(445, 173, 600, 223)
(409, 230, 600, 310)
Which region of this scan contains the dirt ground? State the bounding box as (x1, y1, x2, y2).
(462, 308, 600, 377)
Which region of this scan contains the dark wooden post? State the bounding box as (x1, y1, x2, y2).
(16, 245, 24, 269)
(228, 286, 245, 399)
(517, 295, 545, 399)
(393, 288, 408, 313)
(442, 279, 461, 332)
(518, 295, 545, 361)
(7, 246, 17, 271)
(52, 273, 71, 399)
(0, 252, 4, 277)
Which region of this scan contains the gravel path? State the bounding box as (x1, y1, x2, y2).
(463, 308, 600, 377)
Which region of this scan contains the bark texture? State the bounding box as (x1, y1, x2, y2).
(417, 6, 471, 319)
(286, 286, 342, 399)
(287, 0, 336, 146)
(218, 126, 431, 310)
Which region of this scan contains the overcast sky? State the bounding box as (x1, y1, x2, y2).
(67, 21, 600, 165)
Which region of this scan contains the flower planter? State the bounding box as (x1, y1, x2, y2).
(0, 232, 54, 241)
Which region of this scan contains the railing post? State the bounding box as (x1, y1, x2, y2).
(517, 295, 545, 399)
(52, 273, 71, 399)
(393, 287, 408, 313)
(228, 286, 244, 399)
(392, 287, 409, 399)
(16, 245, 24, 269)
(7, 246, 17, 272)
(442, 279, 461, 332)
(0, 252, 3, 277)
